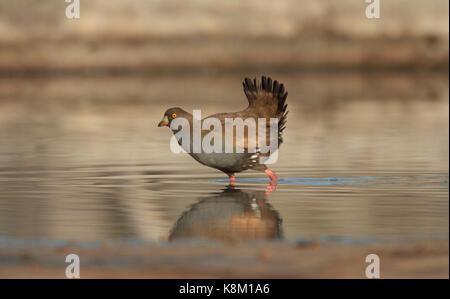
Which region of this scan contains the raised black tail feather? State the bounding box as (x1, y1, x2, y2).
(243, 75, 288, 123)
(242, 76, 289, 145)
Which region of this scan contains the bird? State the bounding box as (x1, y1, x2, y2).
(158, 76, 288, 191)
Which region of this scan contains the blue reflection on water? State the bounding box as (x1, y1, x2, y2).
(213, 174, 449, 186)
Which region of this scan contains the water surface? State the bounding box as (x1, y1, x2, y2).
(0, 72, 448, 244)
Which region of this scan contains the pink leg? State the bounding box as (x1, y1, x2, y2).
(264, 169, 278, 194)
(265, 168, 278, 182)
(228, 174, 236, 186)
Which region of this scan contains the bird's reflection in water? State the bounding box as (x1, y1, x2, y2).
(169, 187, 282, 244)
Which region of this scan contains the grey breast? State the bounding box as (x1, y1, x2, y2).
(189, 152, 258, 172)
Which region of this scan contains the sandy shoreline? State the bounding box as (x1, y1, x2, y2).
(1, 0, 448, 73)
(0, 239, 447, 278)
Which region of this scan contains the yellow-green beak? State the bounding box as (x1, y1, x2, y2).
(158, 115, 169, 127)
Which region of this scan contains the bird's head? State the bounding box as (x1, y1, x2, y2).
(158, 107, 190, 128)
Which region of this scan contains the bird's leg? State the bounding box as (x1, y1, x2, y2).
(265, 181, 277, 195)
(264, 168, 278, 194)
(264, 168, 278, 182)
(228, 174, 236, 186)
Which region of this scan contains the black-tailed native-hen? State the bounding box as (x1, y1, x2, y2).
(158, 76, 288, 193)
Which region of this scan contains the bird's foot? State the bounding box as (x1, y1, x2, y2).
(264, 168, 278, 182)
(264, 168, 278, 194)
(265, 181, 277, 195)
(228, 175, 236, 186)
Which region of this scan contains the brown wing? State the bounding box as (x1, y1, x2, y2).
(199, 76, 288, 165)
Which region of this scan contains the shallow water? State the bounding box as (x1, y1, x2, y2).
(0, 72, 448, 244)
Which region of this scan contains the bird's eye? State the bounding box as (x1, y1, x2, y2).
(172, 113, 177, 118)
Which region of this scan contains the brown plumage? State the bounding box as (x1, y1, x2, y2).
(158, 76, 288, 189)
